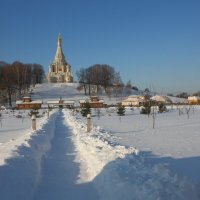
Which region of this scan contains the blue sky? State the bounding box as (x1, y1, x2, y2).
(1, 0, 200, 94)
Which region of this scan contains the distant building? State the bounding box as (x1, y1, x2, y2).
(188, 96, 200, 105)
(79, 96, 106, 108)
(47, 99, 75, 108)
(121, 95, 145, 107)
(16, 96, 42, 109)
(151, 95, 173, 104)
(47, 33, 73, 83)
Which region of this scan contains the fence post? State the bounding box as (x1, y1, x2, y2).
(32, 114, 36, 130)
(87, 114, 91, 132)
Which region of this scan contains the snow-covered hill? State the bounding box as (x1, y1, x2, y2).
(31, 83, 124, 105)
(31, 83, 83, 100)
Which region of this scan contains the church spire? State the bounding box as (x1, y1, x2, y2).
(53, 33, 66, 65)
(57, 33, 61, 46)
(48, 34, 73, 83)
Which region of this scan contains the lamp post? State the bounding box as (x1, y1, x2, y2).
(87, 114, 91, 132)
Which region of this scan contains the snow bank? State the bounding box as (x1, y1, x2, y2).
(64, 109, 199, 200)
(0, 110, 58, 200)
(0, 110, 55, 165)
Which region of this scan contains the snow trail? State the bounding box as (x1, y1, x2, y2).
(34, 111, 99, 200)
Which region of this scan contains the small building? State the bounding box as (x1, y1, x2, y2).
(16, 96, 42, 109)
(79, 96, 106, 108)
(47, 99, 75, 108)
(121, 96, 145, 107)
(151, 95, 173, 104)
(46, 100, 60, 108)
(188, 96, 200, 105)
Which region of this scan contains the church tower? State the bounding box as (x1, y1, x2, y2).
(47, 34, 73, 83)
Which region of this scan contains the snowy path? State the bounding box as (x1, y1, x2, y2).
(0, 111, 99, 200)
(33, 111, 99, 200)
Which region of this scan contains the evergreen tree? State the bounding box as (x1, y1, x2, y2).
(158, 102, 167, 113)
(28, 105, 39, 117)
(81, 102, 91, 117)
(117, 103, 125, 116)
(140, 101, 151, 116)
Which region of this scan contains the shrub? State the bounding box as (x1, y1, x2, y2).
(81, 102, 91, 117)
(117, 103, 125, 116)
(140, 101, 151, 115)
(158, 102, 167, 113)
(28, 109, 39, 117)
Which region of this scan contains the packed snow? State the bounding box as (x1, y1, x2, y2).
(0, 83, 200, 200)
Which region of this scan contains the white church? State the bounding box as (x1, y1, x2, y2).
(47, 34, 73, 83)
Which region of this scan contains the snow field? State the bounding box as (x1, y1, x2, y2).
(92, 107, 200, 158)
(64, 109, 199, 200)
(92, 106, 200, 185)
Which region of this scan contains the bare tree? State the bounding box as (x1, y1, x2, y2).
(0, 61, 45, 106)
(176, 104, 184, 116)
(76, 64, 122, 96)
(11, 62, 40, 94)
(112, 72, 124, 98)
(125, 80, 132, 96)
(32, 64, 45, 85)
(88, 64, 101, 94)
(76, 68, 88, 95)
(12, 61, 25, 95)
(0, 112, 2, 127)
(76, 85, 83, 93)
(1, 64, 16, 107)
(185, 106, 191, 119)
(151, 106, 157, 129)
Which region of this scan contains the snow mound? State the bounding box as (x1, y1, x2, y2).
(64, 109, 199, 200)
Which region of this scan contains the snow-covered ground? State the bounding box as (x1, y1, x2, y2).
(91, 107, 200, 183)
(64, 108, 200, 200)
(0, 83, 200, 199)
(0, 109, 55, 165)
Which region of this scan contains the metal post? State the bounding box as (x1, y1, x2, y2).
(87, 114, 91, 132)
(32, 114, 36, 130)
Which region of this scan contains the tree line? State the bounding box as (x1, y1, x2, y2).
(0, 61, 45, 107)
(76, 64, 123, 96)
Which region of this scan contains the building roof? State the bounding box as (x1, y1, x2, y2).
(47, 100, 60, 104)
(16, 100, 42, 105)
(151, 95, 172, 103)
(47, 100, 75, 105)
(79, 99, 104, 103)
(63, 100, 75, 104)
(52, 33, 68, 66)
(79, 100, 87, 103)
(188, 96, 200, 100)
(122, 96, 145, 102)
